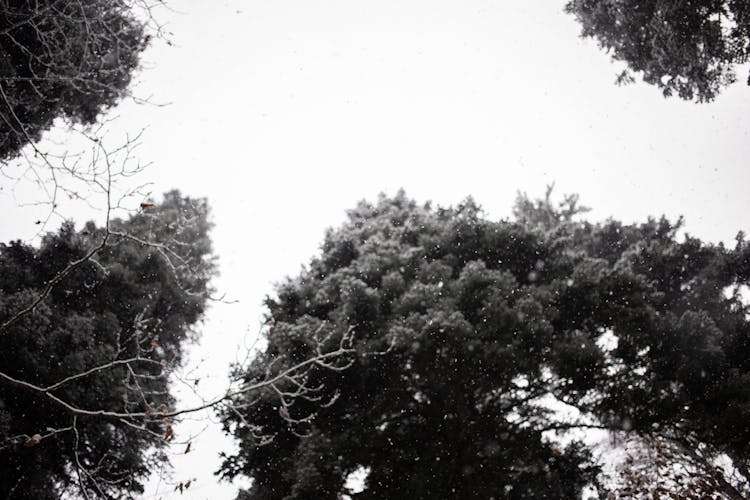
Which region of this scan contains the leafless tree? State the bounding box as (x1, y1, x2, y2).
(603, 434, 750, 499)
(0, 0, 174, 231)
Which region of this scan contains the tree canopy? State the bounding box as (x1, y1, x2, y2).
(0, 191, 215, 499)
(220, 191, 750, 499)
(0, 0, 150, 160)
(565, 0, 750, 102)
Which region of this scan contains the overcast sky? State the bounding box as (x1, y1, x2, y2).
(2, 0, 749, 498)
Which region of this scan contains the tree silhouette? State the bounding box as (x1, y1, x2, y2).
(220, 190, 750, 499)
(0, 0, 152, 160)
(566, 0, 750, 102)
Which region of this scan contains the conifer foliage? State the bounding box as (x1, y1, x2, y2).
(566, 0, 750, 102)
(0, 0, 150, 159)
(220, 191, 750, 499)
(0, 191, 215, 499)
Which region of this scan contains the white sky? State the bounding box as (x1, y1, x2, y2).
(1, 0, 749, 498)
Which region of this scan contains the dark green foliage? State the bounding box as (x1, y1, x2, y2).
(0, 0, 148, 159)
(220, 191, 750, 499)
(565, 0, 750, 101)
(0, 191, 215, 499)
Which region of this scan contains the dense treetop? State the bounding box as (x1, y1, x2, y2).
(220, 191, 750, 499)
(0, 191, 215, 499)
(0, 0, 149, 159)
(566, 0, 750, 101)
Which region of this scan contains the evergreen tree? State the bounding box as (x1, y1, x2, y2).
(0, 191, 215, 499)
(0, 0, 150, 159)
(220, 191, 750, 499)
(565, 0, 750, 102)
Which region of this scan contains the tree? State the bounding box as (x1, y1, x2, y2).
(0, 191, 216, 498)
(606, 435, 742, 498)
(0, 189, 358, 499)
(0, 8, 355, 495)
(219, 192, 602, 499)
(565, 0, 750, 102)
(0, 0, 152, 161)
(219, 190, 750, 499)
